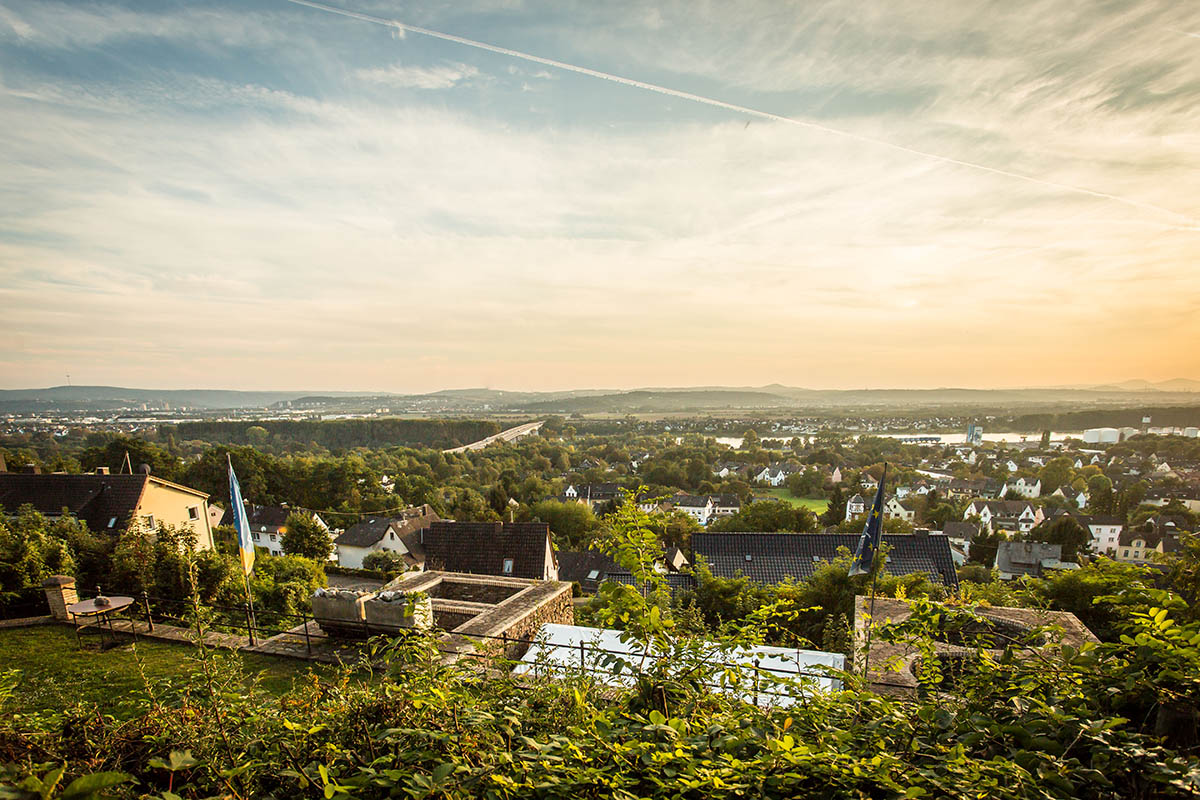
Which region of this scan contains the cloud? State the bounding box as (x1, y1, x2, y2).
(0, 0, 1196, 390)
(355, 61, 481, 89)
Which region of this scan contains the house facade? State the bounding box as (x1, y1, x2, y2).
(333, 504, 440, 569)
(219, 503, 330, 558)
(0, 468, 215, 549)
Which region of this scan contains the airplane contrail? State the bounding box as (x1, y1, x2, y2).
(283, 0, 1197, 227)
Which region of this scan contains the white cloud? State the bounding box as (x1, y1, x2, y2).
(355, 62, 481, 89)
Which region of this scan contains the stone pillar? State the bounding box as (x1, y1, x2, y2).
(42, 575, 77, 621)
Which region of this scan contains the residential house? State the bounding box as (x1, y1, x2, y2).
(556, 548, 622, 594)
(830, 466, 844, 484)
(563, 483, 623, 509)
(1001, 477, 1042, 499)
(673, 494, 715, 526)
(994, 542, 1076, 580)
(883, 495, 916, 524)
(219, 503, 331, 558)
(420, 521, 559, 580)
(1051, 485, 1088, 509)
(0, 468, 214, 549)
(333, 504, 440, 569)
(845, 493, 867, 522)
(1048, 510, 1124, 555)
(691, 531, 958, 588)
(712, 462, 748, 479)
(941, 521, 979, 556)
(963, 499, 1043, 533)
(708, 493, 742, 517)
(1116, 516, 1187, 564)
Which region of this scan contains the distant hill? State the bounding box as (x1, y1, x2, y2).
(0, 385, 374, 412)
(518, 390, 799, 413)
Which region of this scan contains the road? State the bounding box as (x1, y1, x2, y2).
(443, 420, 545, 453)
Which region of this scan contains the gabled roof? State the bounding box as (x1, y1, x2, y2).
(556, 548, 621, 586)
(334, 504, 439, 549)
(219, 503, 290, 530)
(691, 532, 959, 588)
(672, 494, 712, 508)
(420, 520, 554, 579)
(995, 541, 1063, 577)
(0, 472, 152, 533)
(941, 521, 979, 541)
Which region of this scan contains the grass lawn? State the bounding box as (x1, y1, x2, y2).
(754, 488, 829, 514)
(0, 625, 319, 717)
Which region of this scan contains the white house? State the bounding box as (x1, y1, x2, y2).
(708, 494, 742, 517)
(673, 494, 715, 526)
(884, 495, 916, 523)
(755, 467, 788, 487)
(219, 503, 331, 559)
(964, 500, 1043, 533)
(1001, 477, 1042, 499)
(845, 493, 867, 522)
(1052, 485, 1087, 509)
(333, 505, 440, 569)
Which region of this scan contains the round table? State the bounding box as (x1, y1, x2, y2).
(68, 596, 135, 650)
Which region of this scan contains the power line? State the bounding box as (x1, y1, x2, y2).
(282, 0, 1199, 228)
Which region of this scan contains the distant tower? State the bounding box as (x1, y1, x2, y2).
(966, 423, 984, 447)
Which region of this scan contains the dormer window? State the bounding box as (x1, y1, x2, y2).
(745, 554, 753, 562)
(502, 558, 514, 575)
(586, 569, 600, 580)
(107, 517, 118, 528)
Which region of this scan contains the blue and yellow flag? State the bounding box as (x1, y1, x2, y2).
(849, 463, 887, 576)
(228, 461, 255, 576)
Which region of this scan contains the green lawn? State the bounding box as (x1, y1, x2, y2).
(0, 625, 318, 717)
(754, 488, 829, 514)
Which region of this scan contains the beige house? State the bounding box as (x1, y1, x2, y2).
(0, 468, 214, 550)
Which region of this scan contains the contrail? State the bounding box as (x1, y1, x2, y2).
(1169, 28, 1200, 39)
(283, 0, 1196, 227)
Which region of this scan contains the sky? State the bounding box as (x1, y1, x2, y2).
(0, 0, 1198, 392)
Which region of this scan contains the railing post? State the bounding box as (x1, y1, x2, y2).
(753, 658, 760, 707)
(579, 640, 585, 674)
(141, 591, 154, 633)
(302, 610, 312, 656)
(244, 603, 256, 646)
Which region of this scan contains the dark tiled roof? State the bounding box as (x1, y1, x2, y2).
(334, 505, 439, 548)
(218, 503, 290, 530)
(672, 494, 711, 508)
(941, 521, 979, 541)
(691, 532, 959, 588)
(556, 548, 621, 589)
(607, 571, 696, 596)
(995, 541, 1063, 577)
(420, 521, 553, 579)
(0, 473, 148, 533)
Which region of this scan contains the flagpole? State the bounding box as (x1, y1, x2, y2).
(229, 454, 257, 645)
(860, 462, 887, 681)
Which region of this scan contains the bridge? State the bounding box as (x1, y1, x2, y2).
(444, 420, 545, 453)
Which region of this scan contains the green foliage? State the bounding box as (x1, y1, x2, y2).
(708, 499, 818, 533)
(167, 418, 501, 451)
(0, 505, 80, 598)
(280, 511, 333, 561)
(529, 500, 600, 549)
(361, 549, 408, 573)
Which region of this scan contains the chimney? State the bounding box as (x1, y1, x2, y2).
(94, 466, 110, 475)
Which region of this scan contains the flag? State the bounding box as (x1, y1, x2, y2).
(228, 461, 255, 576)
(849, 464, 887, 576)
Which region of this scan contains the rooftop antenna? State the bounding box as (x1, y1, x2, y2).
(66, 373, 71, 386)
(121, 450, 132, 474)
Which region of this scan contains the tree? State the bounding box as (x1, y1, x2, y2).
(708, 499, 818, 533)
(280, 511, 333, 561)
(1030, 515, 1091, 562)
(1040, 430, 1052, 448)
(1038, 456, 1076, 493)
(362, 550, 407, 573)
(530, 500, 600, 549)
(822, 485, 846, 527)
(1086, 474, 1114, 514)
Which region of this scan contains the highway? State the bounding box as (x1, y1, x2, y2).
(443, 420, 545, 453)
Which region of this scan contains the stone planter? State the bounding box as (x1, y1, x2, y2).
(311, 588, 375, 638)
(363, 591, 434, 634)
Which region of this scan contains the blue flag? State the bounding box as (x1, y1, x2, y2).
(228, 461, 255, 576)
(849, 464, 887, 576)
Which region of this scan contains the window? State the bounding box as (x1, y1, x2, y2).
(107, 517, 118, 528)
(188, 506, 200, 520)
(502, 558, 514, 575)
(269, 533, 277, 542)
(1123, 549, 1129, 557)
(586, 569, 600, 580)
(144, 515, 155, 528)
(252, 532, 259, 541)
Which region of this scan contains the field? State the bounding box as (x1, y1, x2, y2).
(754, 488, 829, 514)
(0, 625, 317, 716)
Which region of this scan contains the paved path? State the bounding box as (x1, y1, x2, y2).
(444, 420, 544, 453)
